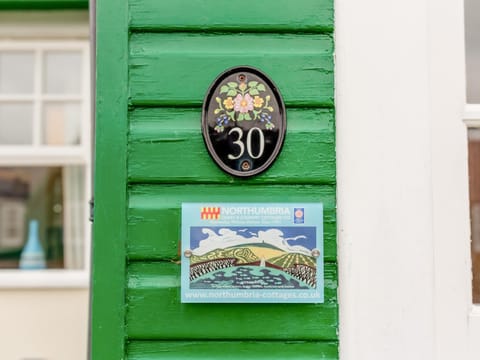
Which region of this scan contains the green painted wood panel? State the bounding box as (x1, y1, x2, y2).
(127, 262, 337, 340)
(129, 33, 334, 107)
(128, 108, 335, 184)
(91, 1, 128, 359)
(127, 185, 336, 262)
(0, 0, 87, 9)
(93, 0, 336, 358)
(129, 0, 333, 33)
(127, 341, 338, 360)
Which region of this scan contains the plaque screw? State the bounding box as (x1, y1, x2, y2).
(241, 161, 251, 171)
(311, 249, 321, 258)
(238, 74, 246, 82)
(184, 249, 192, 258)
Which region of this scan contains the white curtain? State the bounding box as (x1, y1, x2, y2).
(63, 166, 85, 269)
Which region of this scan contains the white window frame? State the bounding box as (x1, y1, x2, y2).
(464, 104, 480, 129)
(0, 40, 90, 162)
(464, 104, 480, 356)
(0, 13, 90, 288)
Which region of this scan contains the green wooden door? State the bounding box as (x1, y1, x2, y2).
(91, 1, 336, 359)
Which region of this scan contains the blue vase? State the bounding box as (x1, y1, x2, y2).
(19, 220, 46, 270)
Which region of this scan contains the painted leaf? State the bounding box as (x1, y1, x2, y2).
(250, 89, 259, 96)
(220, 85, 229, 94)
(248, 81, 259, 87)
(258, 84, 266, 91)
(227, 90, 237, 96)
(227, 82, 238, 88)
(244, 113, 252, 121)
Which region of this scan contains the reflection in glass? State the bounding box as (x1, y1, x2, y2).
(0, 103, 33, 145)
(0, 167, 85, 269)
(465, 0, 480, 103)
(469, 129, 480, 303)
(0, 52, 34, 94)
(44, 51, 82, 94)
(42, 102, 81, 145)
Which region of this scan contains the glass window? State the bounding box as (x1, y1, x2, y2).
(0, 52, 34, 94)
(0, 47, 85, 147)
(465, 0, 480, 103)
(466, 0, 480, 304)
(42, 102, 81, 145)
(43, 51, 82, 95)
(469, 128, 480, 303)
(0, 166, 85, 269)
(0, 103, 33, 145)
(0, 41, 90, 273)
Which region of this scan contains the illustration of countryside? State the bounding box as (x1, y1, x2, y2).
(188, 227, 320, 290)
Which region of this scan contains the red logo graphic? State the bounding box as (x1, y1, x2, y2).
(294, 208, 305, 224)
(201, 207, 221, 220)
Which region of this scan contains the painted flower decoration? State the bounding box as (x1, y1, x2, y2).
(234, 94, 254, 113)
(253, 96, 264, 108)
(213, 79, 275, 132)
(223, 97, 234, 110)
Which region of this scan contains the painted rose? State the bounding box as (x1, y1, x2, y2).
(223, 97, 234, 110)
(253, 96, 264, 108)
(234, 94, 254, 113)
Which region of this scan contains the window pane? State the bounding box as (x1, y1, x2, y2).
(0, 51, 34, 94)
(42, 102, 81, 145)
(0, 166, 85, 270)
(465, 0, 480, 103)
(469, 128, 480, 303)
(43, 51, 82, 94)
(0, 103, 33, 145)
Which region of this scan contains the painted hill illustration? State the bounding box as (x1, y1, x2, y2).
(189, 228, 318, 289)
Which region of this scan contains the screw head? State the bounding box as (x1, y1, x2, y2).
(241, 161, 251, 171)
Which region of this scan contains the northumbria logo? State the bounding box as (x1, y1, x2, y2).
(201, 207, 221, 220)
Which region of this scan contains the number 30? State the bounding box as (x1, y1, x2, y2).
(228, 127, 265, 160)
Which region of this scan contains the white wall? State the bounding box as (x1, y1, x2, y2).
(0, 289, 89, 360)
(336, 0, 474, 359)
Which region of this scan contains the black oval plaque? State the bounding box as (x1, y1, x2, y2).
(202, 66, 286, 178)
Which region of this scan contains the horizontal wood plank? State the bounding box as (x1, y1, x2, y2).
(129, 0, 333, 33)
(127, 340, 338, 360)
(126, 262, 337, 340)
(128, 108, 335, 184)
(129, 33, 333, 107)
(127, 185, 336, 261)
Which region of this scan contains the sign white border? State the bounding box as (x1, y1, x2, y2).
(181, 203, 324, 303)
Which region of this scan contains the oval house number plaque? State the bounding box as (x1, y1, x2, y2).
(202, 67, 286, 177)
